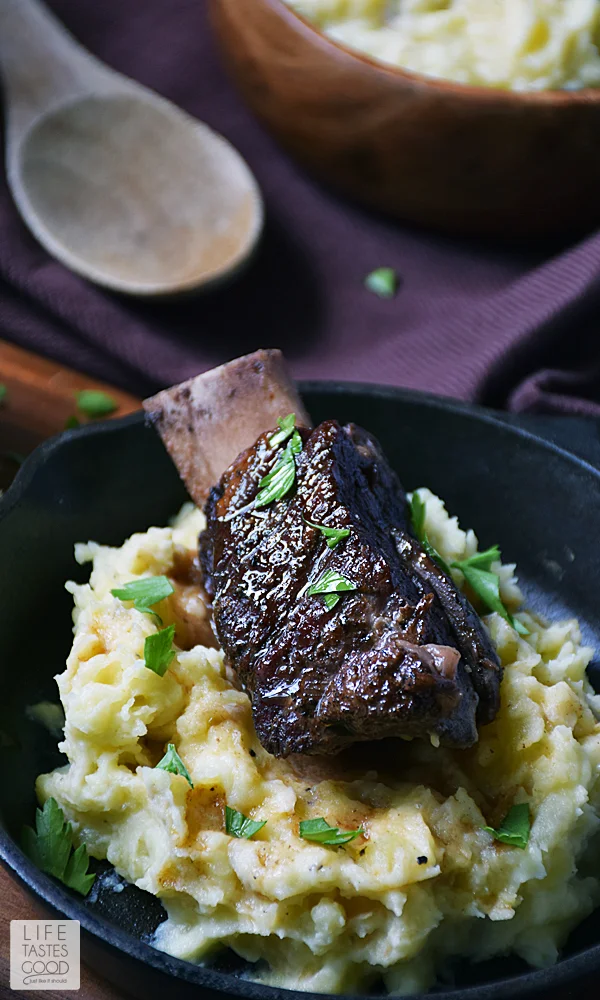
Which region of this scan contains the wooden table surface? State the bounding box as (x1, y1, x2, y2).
(0, 339, 139, 999)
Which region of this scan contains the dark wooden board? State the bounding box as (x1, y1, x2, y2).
(0, 339, 140, 490)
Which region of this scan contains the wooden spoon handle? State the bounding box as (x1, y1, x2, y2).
(0, 0, 104, 140)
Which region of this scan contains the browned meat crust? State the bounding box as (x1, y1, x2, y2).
(200, 419, 502, 757)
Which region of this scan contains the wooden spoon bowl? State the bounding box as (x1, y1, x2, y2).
(0, 0, 263, 297)
(209, 0, 600, 239)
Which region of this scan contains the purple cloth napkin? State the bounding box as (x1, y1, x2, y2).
(2, 0, 600, 414)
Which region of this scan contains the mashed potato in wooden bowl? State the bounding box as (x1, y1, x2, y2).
(37, 490, 600, 994)
(284, 0, 600, 91)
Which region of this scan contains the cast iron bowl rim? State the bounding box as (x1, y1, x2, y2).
(1, 380, 600, 1000)
(265, 0, 600, 104)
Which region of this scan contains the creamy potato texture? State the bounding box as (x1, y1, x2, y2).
(39, 496, 600, 994)
(285, 0, 600, 91)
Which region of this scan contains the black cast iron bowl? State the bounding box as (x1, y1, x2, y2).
(2, 382, 600, 1000)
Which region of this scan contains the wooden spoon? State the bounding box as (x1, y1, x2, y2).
(0, 0, 264, 296)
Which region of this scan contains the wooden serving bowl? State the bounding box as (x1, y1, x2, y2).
(209, 0, 600, 238)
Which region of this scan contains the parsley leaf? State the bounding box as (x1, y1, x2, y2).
(306, 569, 356, 611)
(226, 806, 266, 839)
(454, 545, 501, 572)
(365, 267, 399, 299)
(75, 389, 118, 419)
(64, 843, 95, 892)
(111, 576, 174, 625)
(451, 557, 529, 635)
(409, 493, 452, 576)
(410, 491, 426, 540)
(299, 817, 363, 846)
(0, 384, 7, 405)
(411, 494, 527, 636)
(269, 413, 296, 448)
(145, 624, 176, 677)
(64, 415, 80, 430)
(255, 431, 302, 508)
(304, 518, 350, 549)
(22, 798, 95, 896)
(156, 743, 193, 787)
(484, 803, 530, 849)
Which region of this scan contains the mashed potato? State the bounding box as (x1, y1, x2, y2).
(38, 494, 600, 994)
(285, 0, 600, 91)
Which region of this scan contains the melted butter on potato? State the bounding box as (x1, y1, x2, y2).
(37, 497, 600, 994)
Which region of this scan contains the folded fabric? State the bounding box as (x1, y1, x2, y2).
(1, 0, 600, 415)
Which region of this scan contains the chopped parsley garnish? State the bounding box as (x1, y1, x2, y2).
(409, 493, 452, 576)
(410, 491, 427, 539)
(304, 518, 350, 549)
(255, 431, 302, 508)
(365, 267, 399, 299)
(305, 569, 356, 611)
(0, 384, 7, 405)
(299, 818, 363, 846)
(269, 413, 296, 448)
(22, 797, 95, 896)
(64, 415, 80, 430)
(75, 389, 118, 418)
(410, 497, 527, 636)
(453, 545, 501, 571)
(483, 803, 530, 849)
(111, 576, 174, 625)
(156, 743, 193, 787)
(145, 624, 176, 677)
(412, 495, 527, 636)
(226, 806, 266, 839)
(452, 551, 529, 636)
